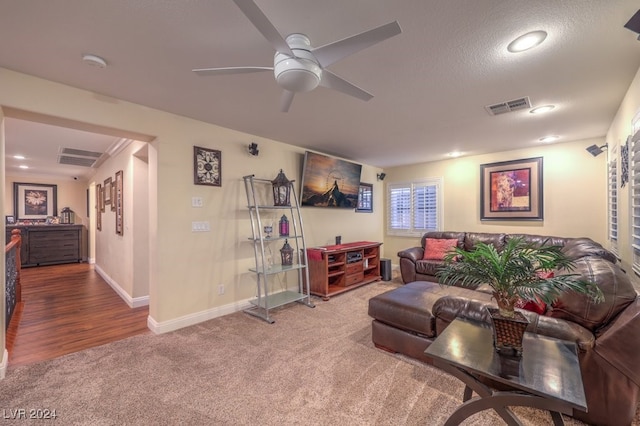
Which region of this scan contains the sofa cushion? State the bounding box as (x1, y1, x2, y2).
(423, 238, 458, 260)
(561, 238, 617, 264)
(548, 256, 637, 332)
(415, 259, 444, 276)
(464, 232, 507, 251)
(507, 233, 569, 247)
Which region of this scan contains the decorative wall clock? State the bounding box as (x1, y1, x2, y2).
(194, 146, 222, 186)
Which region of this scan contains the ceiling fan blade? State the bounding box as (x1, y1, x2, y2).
(320, 71, 373, 102)
(232, 0, 294, 56)
(280, 90, 295, 112)
(312, 21, 402, 68)
(192, 66, 273, 76)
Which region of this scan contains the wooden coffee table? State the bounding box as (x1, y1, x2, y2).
(424, 318, 587, 425)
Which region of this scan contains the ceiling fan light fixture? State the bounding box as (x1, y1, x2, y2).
(507, 30, 547, 53)
(274, 34, 322, 92)
(274, 58, 321, 92)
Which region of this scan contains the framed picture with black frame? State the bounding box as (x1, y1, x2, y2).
(13, 182, 58, 221)
(355, 182, 373, 213)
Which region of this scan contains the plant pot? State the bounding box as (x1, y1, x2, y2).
(487, 307, 529, 357)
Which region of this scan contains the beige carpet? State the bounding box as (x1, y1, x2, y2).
(0, 281, 627, 425)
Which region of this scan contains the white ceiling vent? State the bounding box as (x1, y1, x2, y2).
(57, 147, 104, 168)
(485, 96, 531, 116)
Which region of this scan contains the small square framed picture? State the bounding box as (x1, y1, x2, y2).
(6, 215, 15, 224)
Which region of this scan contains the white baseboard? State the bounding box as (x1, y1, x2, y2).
(94, 265, 149, 308)
(148, 298, 253, 334)
(0, 349, 8, 379)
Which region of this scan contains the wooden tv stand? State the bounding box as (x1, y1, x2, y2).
(306, 241, 382, 300)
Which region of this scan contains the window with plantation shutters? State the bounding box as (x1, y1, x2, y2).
(387, 178, 443, 236)
(631, 118, 640, 274)
(608, 149, 618, 255)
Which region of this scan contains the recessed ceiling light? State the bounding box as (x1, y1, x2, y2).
(82, 54, 107, 68)
(13, 155, 25, 160)
(530, 105, 555, 114)
(507, 30, 547, 53)
(539, 135, 559, 143)
(448, 151, 463, 158)
(19, 165, 29, 169)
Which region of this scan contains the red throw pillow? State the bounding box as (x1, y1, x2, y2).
(516, 297, 547, 315)
(515, 271, 554, 314)
(423, 238, 458, 260)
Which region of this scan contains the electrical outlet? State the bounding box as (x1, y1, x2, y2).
(218, 284, 225, 295)
(192, 197, 203, 207)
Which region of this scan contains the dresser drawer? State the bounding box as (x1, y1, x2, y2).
(29, 230, 79, 242)
(346, 262, 363, 274)
(29, 249, 81, 264)
(345, 271, 365, 286)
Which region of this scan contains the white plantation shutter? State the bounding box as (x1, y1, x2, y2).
(631, 124, 640, 274)
(387, 178, 443, 236)
(608, 153, 618, 255)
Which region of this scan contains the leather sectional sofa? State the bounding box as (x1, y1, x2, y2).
(368, 231, 640, 426)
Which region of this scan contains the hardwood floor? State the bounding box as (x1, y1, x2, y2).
(7, 262, 150, 368)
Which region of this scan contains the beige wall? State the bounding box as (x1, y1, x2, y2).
(383, 138, 608, 264)
(605, 65, 640, 272)
(0, 68, 384, 330)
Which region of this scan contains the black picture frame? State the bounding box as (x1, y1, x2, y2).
(356, 182, 373, 213)
(480, 157, 543, 221)
(194, 146, 222, 186)
(13, 182, 58, 221)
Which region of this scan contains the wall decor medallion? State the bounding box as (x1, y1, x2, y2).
(621, 136, 630, 188)
(13, 182, 58, 221)
(194, 146, 221, 186)
(480, 157, 543, 221)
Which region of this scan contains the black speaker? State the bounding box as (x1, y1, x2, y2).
(380, 258, 392, 281)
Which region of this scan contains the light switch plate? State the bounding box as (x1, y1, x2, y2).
(192, 221, 210, 232)
(192, 197, 203, 207)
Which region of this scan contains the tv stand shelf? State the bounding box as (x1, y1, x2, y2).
(307, 241, 382, 300)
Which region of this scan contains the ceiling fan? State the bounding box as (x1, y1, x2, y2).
(192, 0, 402, 112)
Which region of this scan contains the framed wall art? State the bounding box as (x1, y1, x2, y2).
(96, 183, 103, 231)
(115, 170, 124, 235)
(104, 177, 113, 205)
(480, 157, 543, 221)
(194, 146, 221, 186)
(13, 182, 58, 221)
(355, 182, 373, 213)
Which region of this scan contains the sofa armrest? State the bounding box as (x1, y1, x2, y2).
(397, 247, 423, 263)
(432, 296, 595, 351)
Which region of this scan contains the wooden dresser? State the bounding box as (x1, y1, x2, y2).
(306, 241, 382, 300)
(5, 224, 83, 267)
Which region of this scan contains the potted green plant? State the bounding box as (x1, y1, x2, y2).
(436, 236, 604, 355)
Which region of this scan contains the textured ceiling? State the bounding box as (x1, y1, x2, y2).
(2, 0, 640, 179)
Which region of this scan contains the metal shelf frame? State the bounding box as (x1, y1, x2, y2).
(243, 175, 315, 323)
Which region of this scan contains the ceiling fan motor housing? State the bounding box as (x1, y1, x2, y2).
(274, 33, 322, 92)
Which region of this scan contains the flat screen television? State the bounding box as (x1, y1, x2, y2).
(300, 151, 362, 208)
